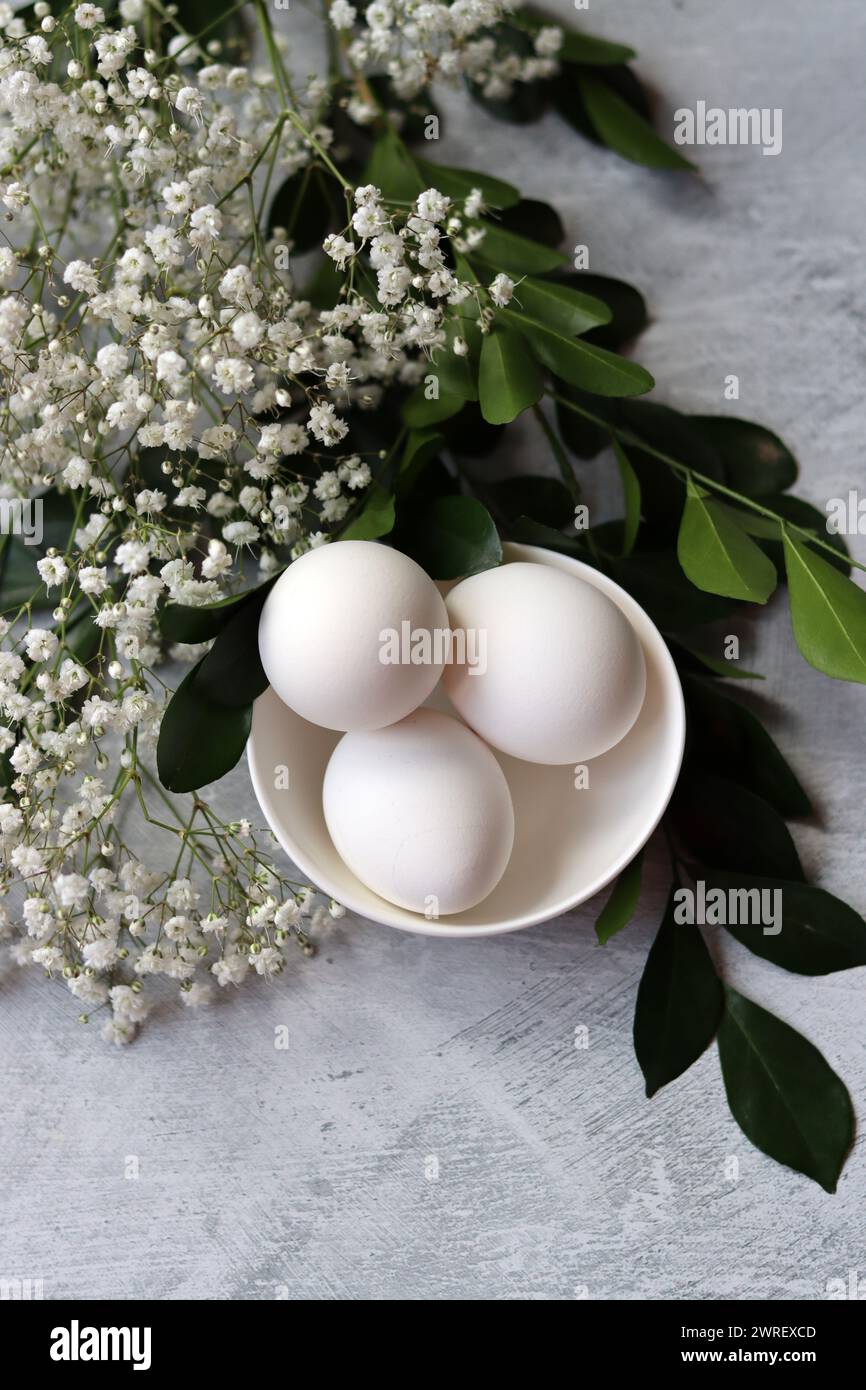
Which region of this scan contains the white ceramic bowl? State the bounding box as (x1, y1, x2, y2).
(247, 542, 685, 938)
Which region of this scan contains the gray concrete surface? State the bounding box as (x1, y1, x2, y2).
(2, 0, 866, 1300)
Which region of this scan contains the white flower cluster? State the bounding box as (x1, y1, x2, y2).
(0, 1, 524, 1039)
(331, 0, 562, 113)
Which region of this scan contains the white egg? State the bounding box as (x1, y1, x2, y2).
(258, 541, 449, 732)
(323, 709, 515, 915)
(443, 561, 646, 765)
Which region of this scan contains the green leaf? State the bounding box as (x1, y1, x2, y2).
(440, 402, 505, 458)
(769, 495, 849, 575)
(668, 638, 764, 681)
(498, 199, 564, 247)
(471, 223, 568, 276)
(396, 428, 447, 495)
(340, 483, 396, 541)
(689, 416, 798, 496)
(486, 475, 575, 529)
(605, 550, 736, 629)
(718, 987, 854, 1192)
(578, 72, 695, 170)
(783, 530, 866, 682)
(268, 165, 340, 252)
(400, 495, 502, 581)
(304, 253, 345, 310)
(555, 385, 614, 459)
(595, 849, 644, 944)
(673, 773, 804, 881)
(366, 76, 441, 145)
(561, 273, 649, 351)
(517, 8, 636, 65)
(362, 128, 425, 202)
(0, 538, 43, 610)
(160, 573, 281, 646)
(466, 73, 549, 126)
(515, 276, 611, 337)
(682, 675, 810, 817)
(172, 0, 247, 51)
(416, 158, 519, 210)
(633, 890, 724, 1096)
(503, 307, 654, 397)
(428, 318, 481, 402)
(402, 384, 465, 428)
(194, 583, 274, 708)
(160, 590, 253, 644)
(157, 661, 252, 793)
(613, 439, 641, 556)
(697, 869, 866, 976)
(479, 325, 545, 424)
(678, 480, 778, 603)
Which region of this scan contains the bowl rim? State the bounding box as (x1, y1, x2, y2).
(247, 542, 686, 937)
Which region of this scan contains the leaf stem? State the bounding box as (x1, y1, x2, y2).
(532, 402, 579, 501)
(548, 392, 866, 575)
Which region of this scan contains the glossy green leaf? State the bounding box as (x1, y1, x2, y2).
(673, 773, 804, 881)
(498, 198, 564, 247)
(682, 675, 810, 817)
(362, 128, 425, 202)
(515, 276, 611, 337)
(466, 73, 549, 126)
(718, 987, 854, 1192)
(678, 480, 777, 603)
(487, 475, 575, 529)
(440, 407, 505, 458)
(578, 72, 694, 170)
(595, 849, 644, 944)
(428, 318, 481, 402)
(555, 385, 614, 459)
(402, 384, 465, 428)
(610, 552, 736, 628)
(697, 869, 866, 976)
(194, 583, 274, 708)
(613, 439, 641, 556)
(562, 272, 649, 351)
(341, 483, 396, 541)
(633, 890, 724, 1096)
(689, 416, 798, 497)
(470, 222, 568, 276)
(396, 429, 447, 497)
(268, 165, 340, 252)
(768, 495, 849, 576)
(668, 639, 764, 681)
(783, 530, 866, 682)
(478, 325, 545, 424)
(503, 307, 654, 396)
(517, 9, 636, 65)
(417, 158, 519, 210)
(400, 495, 502, 580)
(0, 538, 43, 610)
(160, 581, 277, 645)
(157, 661, 252, 793)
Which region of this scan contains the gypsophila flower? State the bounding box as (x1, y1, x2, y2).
(489, 273, 515, 307)
(0, 0, 532, 1042)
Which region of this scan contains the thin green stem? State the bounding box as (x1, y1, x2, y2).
(549, 392, 866, 574)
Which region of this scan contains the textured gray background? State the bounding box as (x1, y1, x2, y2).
(2, 0, 866, 1301)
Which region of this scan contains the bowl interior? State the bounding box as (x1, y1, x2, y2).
(247, 543, 685, 937)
